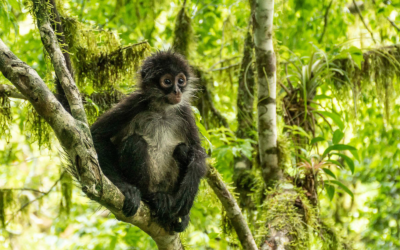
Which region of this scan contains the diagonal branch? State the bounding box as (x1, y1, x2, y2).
(386, 16, 400, 33)
(318, 0, 333, 43)
(352, 0, 377, 44)
(206, 165, 257, 250)
(33, 0, 87, 124)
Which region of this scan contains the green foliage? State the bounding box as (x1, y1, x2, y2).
(0, 93, 11, 142)
(1, 0, 400, 249)
(60, 172, 72, 215)
(61, 16, 151, 89)
(172, 5, 192, 58)
(24, 103, 53, 149)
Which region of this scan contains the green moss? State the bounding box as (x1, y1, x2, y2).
(61, 16, 151, 89)
(0, 190, 15, 228)
(0, 92, 11, 143)
(256, 185, 318, 249)
(24, 103, 52, 149)
(172, 6, 193, 58)
(256, 184, 353, 249)
(333, 45, 400, 120)
(60, 172, 73, 215)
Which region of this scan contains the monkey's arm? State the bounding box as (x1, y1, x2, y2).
(172, 105, 207, 217)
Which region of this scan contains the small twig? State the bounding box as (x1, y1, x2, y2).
(210, 63, 241, 72)
(208, 56, 240, 71)
(386, 16, 400, 33)
(318, 0, 333, 43)
(352, 0, 377, 44)
(314, 112, 333, 131)
(204, 86, 230, 129)
(0, 188, 46, 194)
(6, 172, 65, 226)
(278, 81, 290, 94)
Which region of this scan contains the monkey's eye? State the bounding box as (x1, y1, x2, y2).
(164, 79, 172, 85)
(178, 78, 186, 86)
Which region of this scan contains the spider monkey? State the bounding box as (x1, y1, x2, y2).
(90, 51, 207, 232)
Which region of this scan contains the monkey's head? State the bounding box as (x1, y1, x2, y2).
(139, 51, 194, 106)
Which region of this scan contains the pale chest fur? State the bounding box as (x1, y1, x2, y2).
(119, 109, 187, 192)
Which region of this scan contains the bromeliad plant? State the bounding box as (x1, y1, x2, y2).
(295, 128, 357, 206)
(281, 47, 350, 139)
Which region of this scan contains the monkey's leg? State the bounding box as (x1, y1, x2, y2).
(142, 143, 192, 230)
(172, 214, 190, 232)
(118, 134, 150, 217)
(93, 136, 141, 217)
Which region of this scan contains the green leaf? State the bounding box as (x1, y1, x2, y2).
(334, 153, 355, 174)
(323, 144, 357, 158)
(349, 149, 360, 161)
(326, 180, 354, 198)
(325, 159, 343, 169)
(325, 184, 335, 200)
(315, 111, 345, 131)
(348, 46, 364, 69)
(196, 121, 213, 154)
(332, 129, 344, 144)
(85, 97, 99, 115)
(322, 168, 336, 179)
(311, 136, 325, 144)
(208, 232, 219, 239)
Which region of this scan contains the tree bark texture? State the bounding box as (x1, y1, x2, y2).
(253, 0, 281, 186)
(206, 166, 258, 250)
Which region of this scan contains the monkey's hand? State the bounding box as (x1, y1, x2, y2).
(119, 184, 141, 217)
(173, 143, 194, 168)
(172, 214, 190, 232)
(144, 192, 176, 224)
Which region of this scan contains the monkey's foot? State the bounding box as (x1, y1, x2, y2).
(172, 214, 190, 232)
(121, 185, 141, 217)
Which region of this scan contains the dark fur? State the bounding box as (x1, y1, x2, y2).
(90, 51, 207, 232)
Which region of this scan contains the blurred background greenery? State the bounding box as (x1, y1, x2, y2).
(1, 0, 400, 249)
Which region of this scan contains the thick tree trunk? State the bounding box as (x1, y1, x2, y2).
(253, 0, 281, 185)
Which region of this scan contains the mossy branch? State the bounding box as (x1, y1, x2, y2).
(206, 165, 258, 250)
(33, 0, 87, 124)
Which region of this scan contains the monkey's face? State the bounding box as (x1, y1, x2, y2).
(139, 51, 193, 106)
(159, 72, 187, 105)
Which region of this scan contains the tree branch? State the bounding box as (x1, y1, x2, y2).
(386, 16, 400, 33)
(206, 165, 257, 250)
(352, 0, 377, 44)
(33, 1, 87, 124)
(318, 0, 333, 44)
(0, 84, 26, 100)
